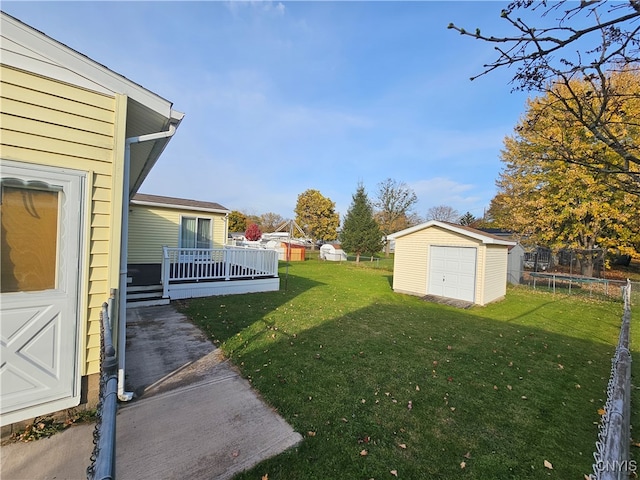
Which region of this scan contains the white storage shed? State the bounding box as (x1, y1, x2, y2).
(320, 244, 347, 261)
(388, 221, 516, 306)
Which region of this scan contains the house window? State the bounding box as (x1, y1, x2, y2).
(1, 185, 59, 293)
(180, 217, 212, 249)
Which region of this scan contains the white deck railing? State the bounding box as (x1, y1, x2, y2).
(161, 246, 279, 298)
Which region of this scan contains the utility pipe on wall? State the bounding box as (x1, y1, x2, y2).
(118, 122, 178, 401)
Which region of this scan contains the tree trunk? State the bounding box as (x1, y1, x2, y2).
(355, 253, 360, 263)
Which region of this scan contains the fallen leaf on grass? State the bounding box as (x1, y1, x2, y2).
(464, 451, 471, 459)
(360, 449, 368, 456)
(262, 475, 268, 480)
(416, 385, 420, 391)
(307, 431, 316, 437)
(598, 408, 606, 416)
(544, 460, 553, 469)
(460, 461, 466, 469)
(390, 470, 398, 477)
(398, 443, 407, 449)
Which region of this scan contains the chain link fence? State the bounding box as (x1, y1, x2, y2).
(87, 292, 118, 480)
(589, 280, 634, 479)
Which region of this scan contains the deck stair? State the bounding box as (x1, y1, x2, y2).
(126, 284, 170, 308)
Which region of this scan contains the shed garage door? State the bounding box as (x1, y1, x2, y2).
(428, 246, 477, 302)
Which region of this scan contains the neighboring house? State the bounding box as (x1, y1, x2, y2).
(478, 228, 525, 286)
(507, 243, 526, 285)
(0, 12, 183, 428)
(388, 221, 516, 306)
(127, 193, 230, 286)
(127, 194, 279, 302)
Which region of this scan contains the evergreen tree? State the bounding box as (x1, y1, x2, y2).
(340, 184, 383, 263)
(459, 212, 476, 226)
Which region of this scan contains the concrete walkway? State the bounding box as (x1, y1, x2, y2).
(1, 305, 301, 480)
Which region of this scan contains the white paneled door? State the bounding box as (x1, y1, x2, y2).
(1, 162, 84, 426)
(428, 246, 477, 303)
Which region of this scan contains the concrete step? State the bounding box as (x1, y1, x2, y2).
(127, 298, 170, 308)
(127, 284, 167, 308)
(128, 285, 163, 294)
(128, 291, 163, 301)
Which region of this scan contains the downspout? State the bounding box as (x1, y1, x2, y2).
(118, 122, 178, 401)
(224, 212, 229, 246)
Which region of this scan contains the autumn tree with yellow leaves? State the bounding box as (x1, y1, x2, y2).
(493, 72, 640, 275)
(294, 189, 340, 247)
(450, 1, 640, 194)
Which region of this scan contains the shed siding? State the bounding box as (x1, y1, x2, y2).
(1, 65, 121, 377)
(482, 245, 508, 304)
(393, 225, 480, 296)
(128, 204, 227, 264)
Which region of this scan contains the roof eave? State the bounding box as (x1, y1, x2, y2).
(388, 220, 516, 246)
(131, 199, 230, 215)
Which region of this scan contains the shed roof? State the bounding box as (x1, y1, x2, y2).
(132, 193, 230, 214)
(388, 220, 516, 246)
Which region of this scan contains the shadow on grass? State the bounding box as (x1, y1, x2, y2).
(213, 302, 618, 479)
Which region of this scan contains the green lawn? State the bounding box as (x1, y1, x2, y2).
(178, 260, 631, 480)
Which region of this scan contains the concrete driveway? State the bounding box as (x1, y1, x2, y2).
(1, 304, 301, 480)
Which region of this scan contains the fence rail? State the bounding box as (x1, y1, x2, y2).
(87, 293, 118, 480)
(590, 279, 633, 480)
(162, 246, 278, 295)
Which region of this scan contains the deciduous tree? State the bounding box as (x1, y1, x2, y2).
(374, 178, 419, 257)
(259, 212, 285, 233)
(425, 205, 460, 223)
(228, 210, 247, 233)
(244, 223, 262, 242)
(294, 189, 340, 247)
(449, 1, 640, 194)
(494, 86, 640, 275)
(340, 184, 384, 262)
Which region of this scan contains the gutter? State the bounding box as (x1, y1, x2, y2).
(117, 120, 180, 401)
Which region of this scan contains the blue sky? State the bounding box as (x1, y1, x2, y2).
(3, 1, 536, 222)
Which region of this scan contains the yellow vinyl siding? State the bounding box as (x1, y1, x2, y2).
(0, 65, 123, 378)
(392, 224, 510, 306)
(393, 226, 479, 296)
(482, 245, 508, 304)
(128, 204, 228, 264)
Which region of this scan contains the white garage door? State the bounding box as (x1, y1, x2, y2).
(428, 246, 477, 303)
